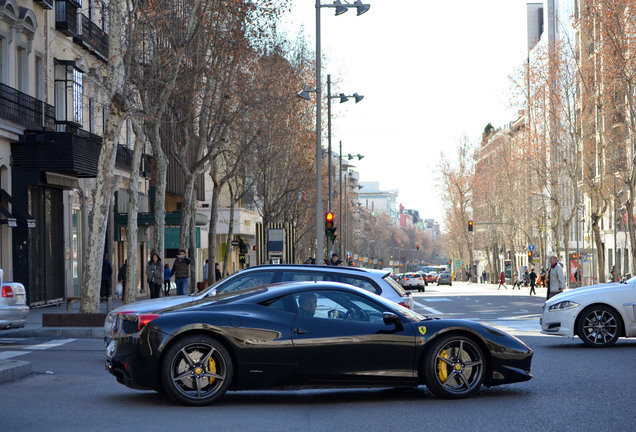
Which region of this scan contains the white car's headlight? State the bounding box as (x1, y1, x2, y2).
(548, 301, 580, 311)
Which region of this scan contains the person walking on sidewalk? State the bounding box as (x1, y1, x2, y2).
(171, 249, 191, 295)
(529, 268, 537, 295)
(117, 259, 127, 300)
(511, 272, 522, 289)
(546, 255, 566, 299)
(101, 254, 113, 298)
(163, 264, 171, 297)
(497, 271, 507, 290)
(146, 253, 163, 299)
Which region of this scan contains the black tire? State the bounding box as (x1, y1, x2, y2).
(576, 305, 623, 348)
(160, 334, 233, 406)
(422, 334, 485, 399)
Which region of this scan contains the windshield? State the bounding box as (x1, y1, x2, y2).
(383, 275, 408, 297)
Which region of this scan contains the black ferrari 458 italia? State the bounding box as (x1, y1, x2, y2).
(106, 282, 532, 405)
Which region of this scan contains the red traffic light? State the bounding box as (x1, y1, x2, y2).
(468, 220, 474, 231)
(325, 212, 334, 222)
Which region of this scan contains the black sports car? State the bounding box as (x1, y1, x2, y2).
(106, 282, 532, 405)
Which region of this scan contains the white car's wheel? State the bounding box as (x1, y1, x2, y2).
(576, 305, 622, 348)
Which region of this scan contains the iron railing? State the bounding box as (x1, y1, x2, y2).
(0, 83, 55, 131)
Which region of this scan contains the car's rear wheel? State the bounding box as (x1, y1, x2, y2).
(161, 334, 233, 406)
(576, 305, 622, 348)
(422, 334, 485, 399)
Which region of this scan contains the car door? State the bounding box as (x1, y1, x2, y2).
(289, 289, 417, 385)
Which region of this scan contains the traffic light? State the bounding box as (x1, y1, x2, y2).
(468, 220, 474, 231)
(325, 212, 336, 237)
(416, 244, 420, 250)
(528, 251, 533, 262)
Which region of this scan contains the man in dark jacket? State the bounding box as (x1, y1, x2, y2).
(101, 254, 113, 298)
(171, 249, 191, 295)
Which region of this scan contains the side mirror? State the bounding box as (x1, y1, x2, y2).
(383, 312, 404, 330)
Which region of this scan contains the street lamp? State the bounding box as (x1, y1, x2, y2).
(327, 73, 363, 213)
(297, 0, 370, 262)
(339, 143, 363, 259)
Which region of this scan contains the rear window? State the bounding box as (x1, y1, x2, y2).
(335, 275, 380, 294)
(383, 275, 407, 296)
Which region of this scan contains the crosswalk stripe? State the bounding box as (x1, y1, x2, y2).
(0, 350, 27, 360)
(26, 339, 77, 351)
(412, 301, 442, 314)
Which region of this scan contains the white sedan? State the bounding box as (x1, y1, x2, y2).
(541, 279, 636, 347)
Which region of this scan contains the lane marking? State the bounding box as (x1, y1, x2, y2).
(419, 298, 452, 302)
(0, 350, 26, 360)
(0, 338, 27, 343)
(413, 301, 442, 314)
(27, 339, 77, 351)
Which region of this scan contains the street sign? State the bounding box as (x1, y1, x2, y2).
(528, 244, 535, 251)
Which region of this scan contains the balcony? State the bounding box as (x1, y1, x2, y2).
(115, 145, 152, 178)
(34, 0, 54, 9)
(55, 0, 79, 37)
(74, 14, 109, 61)
(0, 83, 55, 131)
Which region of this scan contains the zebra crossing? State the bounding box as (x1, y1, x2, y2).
(0, 338, 77, 360)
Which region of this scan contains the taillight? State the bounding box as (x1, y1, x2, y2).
(1, 285, 14, 297)
(137, 314, 160, 331)
(398, 301, 411, 310)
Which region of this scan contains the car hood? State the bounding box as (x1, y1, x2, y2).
(546, 282, 635, 305)
(109, 295, 201, 315)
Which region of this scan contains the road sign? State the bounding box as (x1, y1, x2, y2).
(528, 244, 535, 251)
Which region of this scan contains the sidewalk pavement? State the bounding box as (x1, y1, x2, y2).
(0, 294, 140, 384)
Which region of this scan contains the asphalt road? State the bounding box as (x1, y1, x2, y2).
(1, 283, 634, 432)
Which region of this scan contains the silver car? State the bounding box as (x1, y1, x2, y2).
(105, 264, 413, 337)
(0, 269, 29, 330)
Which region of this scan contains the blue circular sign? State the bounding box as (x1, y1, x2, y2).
(528, 244, 535, 251)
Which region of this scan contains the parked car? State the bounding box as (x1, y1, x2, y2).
(0, 269, 29, 330)
(437, 272, 452, 286)
(401, 272, 427, 292)
(104, 264, 413, 337)
(541, 278, 636, 347)
(106, 281, 533, 405)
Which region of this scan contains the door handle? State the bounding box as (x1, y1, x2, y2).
(294, 328, 307, 334)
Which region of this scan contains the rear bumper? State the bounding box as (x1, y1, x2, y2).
(0, 305, 29, 329)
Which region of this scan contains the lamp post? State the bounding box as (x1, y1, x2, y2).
(327, 73, 363, 213)
(298, 0, 370, 262)
(338, 145, 363, 259)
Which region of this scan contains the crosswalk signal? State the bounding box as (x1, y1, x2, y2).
(468, 220, 474, 231)
(325, 212, 336, 237)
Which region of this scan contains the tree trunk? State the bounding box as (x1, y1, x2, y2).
(592, 217, 605, 283)
(147, 123, 168, 262)
(208, 166, 221, 284)
(626, 199, 636, 278)
(124, 120, 145, 303)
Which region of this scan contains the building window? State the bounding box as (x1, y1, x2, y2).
(54, 60, 84, 127)
(35, 55, 44, 100)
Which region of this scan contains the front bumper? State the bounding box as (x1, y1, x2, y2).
(540, 307, 579, 337)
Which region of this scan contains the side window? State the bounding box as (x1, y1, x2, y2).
(216, 271, 276, 294)
(336, 276, 380, 295)
(293, 290, 386, 324)
(280, 271, 334, 282)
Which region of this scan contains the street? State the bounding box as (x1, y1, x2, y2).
(1, 283, 635, 432)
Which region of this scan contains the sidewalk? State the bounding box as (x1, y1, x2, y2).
(0, 294, 138, 384)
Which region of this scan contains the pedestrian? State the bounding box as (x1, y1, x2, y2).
(497, 271, 507, 290)
(163, 264, 171, 297)
(170, 249, 191, 295)
(203, 259, 209, 286)
(529, 268, 537, 295)
(523, 270, 529, 287)
(610, 265, 616, 282)
(511, 272, 521, 289)
(329, 253, 342, 266)
(215, 262, 222, 282)
(481, 270, 486, 284)
(146, 253, 163, 299)
(546, 255, 566, 299)
(101, 253, 113, 298)
(117, 259, 127, 300)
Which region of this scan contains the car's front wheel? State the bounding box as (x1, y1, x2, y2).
(160, 334, 233, 405)
(422, 334, 485, 399)
(576, 305, 622, 348)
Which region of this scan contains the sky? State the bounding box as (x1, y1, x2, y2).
(280, 1, 530, 227)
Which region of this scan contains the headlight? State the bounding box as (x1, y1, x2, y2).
(548, 301, 580, 311)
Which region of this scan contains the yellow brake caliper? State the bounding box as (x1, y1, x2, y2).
(437, 349, 449, 382)
(208, 357, 217, 385)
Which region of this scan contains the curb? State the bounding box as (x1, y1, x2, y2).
(0, 359, 31, 384)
